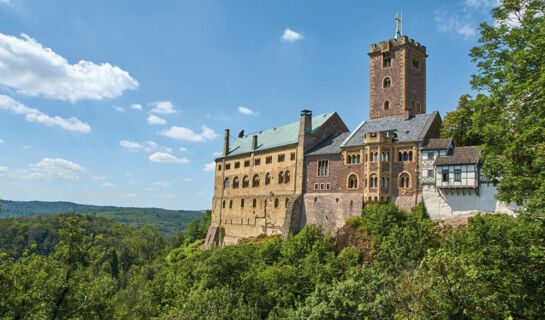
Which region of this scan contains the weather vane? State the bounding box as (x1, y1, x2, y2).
(395, 12, 403, 40)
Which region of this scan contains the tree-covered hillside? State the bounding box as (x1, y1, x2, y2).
(0, 200, 204, 239)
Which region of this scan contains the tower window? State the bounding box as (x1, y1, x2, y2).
(417, 102, 422, 112)
(383, 53, 392, 67)
(384, 100, 390, 110)
(412, 57, 419, 68)
(383, 77, 391, 88)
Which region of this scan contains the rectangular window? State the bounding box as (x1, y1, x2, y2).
(455, 169, 462, 182)
(225, 163, 231, 170)
(278, 154, 285, 162)
(254, 158, 261, 166)
(266, 156, 272, 164)
(383, 53, 391, 67)
(412, 57, 419, 68)
(234, 162, 240, 169)
(320, 183, 325, 190)
(244, 160, 250, 167)
(317, 160, 329, 176)
(442, 170, 449, 182)
(428, 169, 434, 177)
(428, 152, 434, 160)
(326, 183, 331, 190)
(290, 152, 296, 161)
(314, 183, 319, 190)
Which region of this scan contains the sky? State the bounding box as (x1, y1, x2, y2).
(0, 0, 497, 210)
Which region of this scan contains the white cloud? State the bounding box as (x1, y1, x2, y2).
(152, 181, 171, 188)
(120, 140, 143, 150)
(203, 162, 216, 172)
(114, 106, 125, 112)
(0, 166, 8, 175)
(131, 103, 143, 110)
(465, 0, 498, 9)
(150, 101, 176, 114)
(0, 33, 138, 102)
(29, 157, 86, 179)
(0, 95, 91, 133)
(149, 152, 188, 164)
(434, 9, 477, 39)
(154, 192, 177, 198)
(101, 182, 115, 188)
(282, 28, 303, 42)
(213, 151, 222, 157)
(22, 145, 32, 149)
(238, 106, 259, 116)
(125, 172, 132, 176)
(144, 140, 171, 153)
(147, 114, 166, 125)
(0, 138, 3, 144)
(160, 125, 218, 142)
(183, 177, 192, 182)
(179, 147, 187, 152)
(92, 175, 106, 180)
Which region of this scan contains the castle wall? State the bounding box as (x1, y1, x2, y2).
(422, 183, 517, 220)
(301, 193, 363, 234)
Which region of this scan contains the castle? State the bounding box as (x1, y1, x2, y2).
(204, 33, 516, 248)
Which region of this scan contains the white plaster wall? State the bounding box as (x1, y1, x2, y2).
(423, 183, 517, 219)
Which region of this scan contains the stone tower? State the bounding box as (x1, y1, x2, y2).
(368, 35, 427, 120)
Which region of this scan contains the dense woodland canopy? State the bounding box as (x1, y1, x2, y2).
(2, 0, 545, 318)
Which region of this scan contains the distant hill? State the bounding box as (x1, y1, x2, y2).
(0, 200, 204, 239)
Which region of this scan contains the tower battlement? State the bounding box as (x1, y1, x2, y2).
(369, 36, 426, 55)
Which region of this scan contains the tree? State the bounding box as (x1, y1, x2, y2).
(440, 94, 483, 146)
(470, 0, 545, 214)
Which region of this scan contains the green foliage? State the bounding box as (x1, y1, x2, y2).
(440, 94, 484, 146)
(1, 203, 544, 319)
(468, 0, 545, 215)
(0, 199, 203, 238)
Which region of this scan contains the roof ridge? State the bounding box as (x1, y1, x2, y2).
(340, 120, 366, 146)
(238, 112, 334, 138)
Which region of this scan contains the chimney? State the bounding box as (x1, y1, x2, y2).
(404, 108, 411, 120)
(223, 129, 230, 155)
(300, 110, 312, 135)
(252, 135, 258, 150)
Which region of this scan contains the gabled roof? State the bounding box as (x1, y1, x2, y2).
(435, 146, 480, 165)
(221, 113, 335, 158)
(421, 138, 453, 150)
(341, 111, 439, 147)
(306, 132, 351, 156)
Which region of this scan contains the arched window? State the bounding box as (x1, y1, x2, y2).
(252, 199, 257, 208)
(384, 100, 390, 110)
(284, 171, 290, 183)
(240, 199, 244, 208)
(403, 152, 409, 161)
(242, 176, 249, 188)
(370, 174, 378, 188)
(348, 174, 358, 189)
(265, 173, 271, 185)
(278, 171, 284, 184)
(229, 200, 233, 208)
(409, 151, 413, 161)
(274, 198, 279, 208)
(285, 198, 289, 208)
(383, 77, 391, 88)
(398, 152, 403, 161)
(232, 177, 239, 188)
(347, 155, 352, 164)
(400, 173, 410, 188)
(222, 200, 226, 208)
(417, 102, 421, 112)
(224, 178, 230, 189)
(252, 174, 260, 187)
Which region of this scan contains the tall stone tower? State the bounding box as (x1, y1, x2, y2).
(368, 35, 427, 120)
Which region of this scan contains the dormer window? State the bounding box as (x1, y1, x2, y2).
(383, 53, 392, 67)
(383, 77, 391, 88)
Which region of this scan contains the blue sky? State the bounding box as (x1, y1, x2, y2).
(0, 0, 496, 210)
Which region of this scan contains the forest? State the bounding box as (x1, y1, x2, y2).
(1, 203, 544, 319)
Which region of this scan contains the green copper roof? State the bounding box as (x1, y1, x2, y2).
(221, 113, 335, 158)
